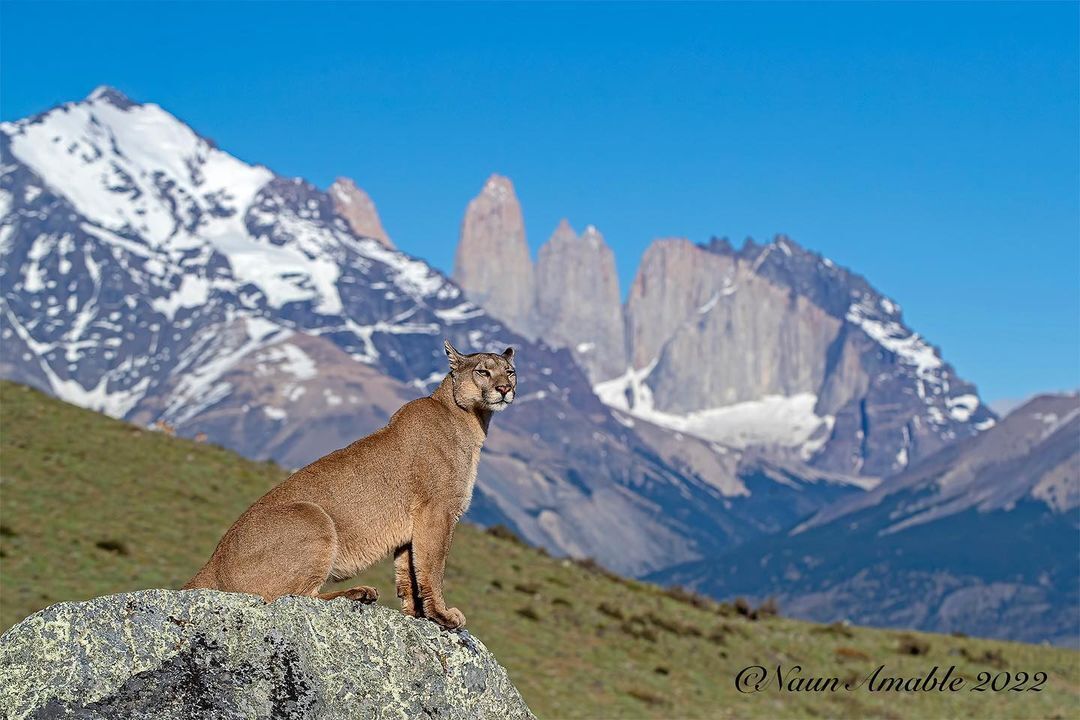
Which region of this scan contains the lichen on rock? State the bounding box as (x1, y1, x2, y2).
(0, 589, 534, 720)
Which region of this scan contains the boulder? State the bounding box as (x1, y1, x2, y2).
(0, 589, 534, 720)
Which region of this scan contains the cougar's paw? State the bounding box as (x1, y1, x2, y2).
(429, 606, 466, 631)
(343, 585, 379, 603)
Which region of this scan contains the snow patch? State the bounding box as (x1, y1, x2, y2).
(435, 302, 485, 323)
(846, 301, 943, 380)
(151, 275, 210, 320)
(349, 238, 445, 299)
(595, 364, 835, 453)
(253, 342, 318, 381)
(946, 394, 980, 422)
(697, 292, 719, 315)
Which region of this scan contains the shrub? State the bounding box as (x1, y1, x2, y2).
(659, 585, 716, 611)
(897, 635, 930, 656)
(644, 611, 702, 637)
(597, 602, 625, 620)
(627, 688, 666, 706)
(484, 525, 521, 545)
(813, 621, 854, 638)
(619, 619, 658, 643)
(734, 597, 753, 619)
(757, 597, 779, 618)
(94, 539, 129, 556)
(572, 557, 625, 584)
(707, 626, 730, 645)
(835, 646, 870, 661)
(515, 606, 541, 622)
(958, 647, 1006, 668)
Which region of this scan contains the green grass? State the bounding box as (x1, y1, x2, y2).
(1, 381, 1077, 719)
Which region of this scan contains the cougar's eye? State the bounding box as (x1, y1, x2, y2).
(475, 369, 489, 377)
(507, 369, 515, 377)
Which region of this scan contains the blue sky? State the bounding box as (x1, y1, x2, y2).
(2, 1, 1077, 406)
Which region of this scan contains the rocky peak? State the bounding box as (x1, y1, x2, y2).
(535, 221, 626, 382)
(550, 217, 577, 244)
(86, 85, 137, 110)
(480, 173, 516, 200)
(453, 174, 535, 333)
(625, 237, 716, 370)
(617, 232, 995, 476)
(329, 177, 394, 249)
(581, 224, 604, 248)
(706, 236, 736, 254)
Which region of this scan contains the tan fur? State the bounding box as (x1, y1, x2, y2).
(184, 340, 517, 630)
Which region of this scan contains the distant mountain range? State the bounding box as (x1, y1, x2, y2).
(0, 87, 865, 578)
(653, 392, 1079, 646)
(1, 87, 1073, 645)
(453, 177, 996, 478)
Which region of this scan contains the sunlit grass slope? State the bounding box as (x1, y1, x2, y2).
(1, 381, 1076, 718)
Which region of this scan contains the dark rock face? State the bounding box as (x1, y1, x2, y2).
(0, 589, 534, 719)
(652, 394, 1080, 646)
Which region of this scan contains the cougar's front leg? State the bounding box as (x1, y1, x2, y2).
(394, 543, 421, 617)
(412, 506, 465, 630)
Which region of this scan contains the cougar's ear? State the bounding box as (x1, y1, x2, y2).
(502, 346, 515, 362)
(444, 339, 466, 371)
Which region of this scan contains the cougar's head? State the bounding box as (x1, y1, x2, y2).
(444, 339, 516, 412)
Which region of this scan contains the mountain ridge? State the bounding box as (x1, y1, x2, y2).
(451, 180, 997, 477)
(652, 392, 1079, 646)
(0, 86, 866, 578)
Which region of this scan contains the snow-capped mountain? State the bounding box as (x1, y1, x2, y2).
(453, 194, 997, 478)
(0, 86, 481, 417)
(615, 235, 998, 477)
(653, 393, 1080, 645)
(0, 87, 867, 576)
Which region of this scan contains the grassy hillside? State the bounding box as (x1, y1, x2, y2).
(1, 381, 1077, 719)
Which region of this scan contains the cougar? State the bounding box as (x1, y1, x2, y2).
(183, 340, 516, 630)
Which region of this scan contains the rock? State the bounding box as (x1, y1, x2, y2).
(535, 221, 626, 382)
(626, 236, 842, 411)
(453, 174, 535, 333)
(329, 177, 394, 249)
(0, 589, 535, 720)
(615, 234, 996, 476)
